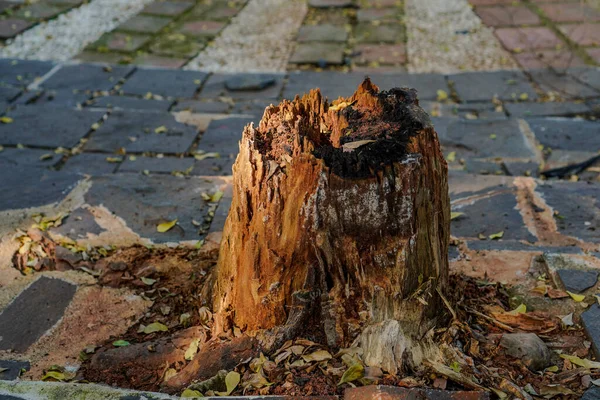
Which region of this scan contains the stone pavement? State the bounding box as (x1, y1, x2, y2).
(0, 59, 599, 398)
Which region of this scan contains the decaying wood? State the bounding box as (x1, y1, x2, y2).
(207, 78, 450, 375)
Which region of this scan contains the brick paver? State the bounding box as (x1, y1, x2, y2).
(495, 26, 562, 51)
(559, 23, 600, 46)
(538, 2, 600, 23)
(475, 6, 540, 27)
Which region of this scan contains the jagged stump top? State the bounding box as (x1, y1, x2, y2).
(249, 78, 433, 178)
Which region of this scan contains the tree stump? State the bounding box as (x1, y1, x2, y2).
(213, 78, 450, 374)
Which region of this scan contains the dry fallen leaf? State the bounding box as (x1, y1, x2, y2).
(450, 212, 464, 220)
(157, 219, 177, 233)
(143, 322, 169, 334)
(489, 231, 504, 240)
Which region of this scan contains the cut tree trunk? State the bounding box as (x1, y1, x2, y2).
(210, 78, 450, 375)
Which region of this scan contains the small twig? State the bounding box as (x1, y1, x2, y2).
(465, 307, 514, 332)
(437, 287, 457, 321)
(541, 154, 600, 179)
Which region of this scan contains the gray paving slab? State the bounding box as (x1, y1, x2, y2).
(59, 153, 119, 175)
(118, 155, 194, 174)
(530, 69, 600, 99)
(120, 68, 207, 98)
(0, 86, 21, 103)
(582, 303, 600, 359)
(172, 100, 230, 114)
(451, 192, 537, 242)
(449, 70, 538, 102)
(84, 111, 198, 154)
(42, 64, 134, 92)
(0, 106, 103, 148)
(504, 101, 590, 118)
(0, 59, 54, 87)
(84, 173, 225, 243)
(536, 181, 600, 243)
(196, 117, 252, 154)
(556, 269, 599, 293)
(0, 147, 60, 168)
(465, 240, 582, 253)
(0, 277, 76, 353)
(526, 118, 600, 152)
(297, 24, 348, 42)
(199, 73, 284, 100)
(87, 96, 173, 112)
(192, 155, 235, 176)
(568, 67, 600, 91)
(231, 99, 275, 119)
(0, 360, 29, 381)
(50, 207, 105, 238)
(18, 89, 90, 108)
(582, 387, 600, 400)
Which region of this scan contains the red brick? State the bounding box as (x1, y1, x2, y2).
(476, 6, 540, 26)
(559, 23, 600, 46)
(178, 20, 225, 37)
(495, 26, 562, 50)
(539, 3, 600, 23)
(352, 65, 407, 73)
(468, 0, 518, 5)
(354, 44, 406, 65)
(0, 19, 33, 39)
(344, 386, 489, 400)
(356, 8, 399, 22)
(513, 49, 587, 69)
(586, 47, 600, 63)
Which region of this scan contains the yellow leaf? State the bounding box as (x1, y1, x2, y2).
(157, 219, 177, 233)
(510, 303, 527, 314)
(42, 370, 65, 381)
(519, 93, 529, 101)
(141, 277, 156, 286)
(567, 291, 585, 302)
(450, 212, 464, 220)
(143, 322, 168, 334)
(490, 134, 497, 139)
(489, 231, 504, 240)
(338, 362, 364, 385)
(446, 151, 456, 162)
(329, 100, 357, 112)
(0, 116, 13, 124)
(545, 365, 559, 372)
(105, 157, 122, 163)
(194, 152, 220, 161)
(302, 349, 332, 362)
(181, 389, 202, 398)
(164, 368, 177, 382)
(210, 191, 224, 203)
(437, 89, 449, 101)
(560, 354, 600, 369)
(225, 371, 241, 395)
(185, 338, 200, 361)
(154, 125, 168, 134)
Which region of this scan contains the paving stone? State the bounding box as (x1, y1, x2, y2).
(50, 207, 105, 238)
(0, 106, 103, 147)
(59, 153, 119, 175)
(568, 67, 600, 91)
(544, 149, 597, 170)
(289, 42, 346, 65)
(539, 2, 600, 22)
(451, 191, 537, 242)
(0, 360, 30, 381)
(206, 183, 232, 231)
(85, 111, 198, 154)
(21, 89, 90, 108)
(231, 99, 273, 118)
(530, 69, 600, 99)
(536, 181, 600, 243)
(587, 48, 600, 64)
(0, 86, 21, 103)
(559, 23, 600, 46)
(192, 155, 235, 176)
(118, 155, 194, 174)
(0, 277, 77, 353)
(200, 73, 283, 100)
(556, 269, 599, 293)
(149, 34, 205, 58)
(442, 119, 536, 159)
(467, 241, 582, 253)
(345, 385, 490, 400)
(504, 101, 590, 117)
(354, 23, 404, 43)
(0, 394, 26, 399)
(353, 44, 406, 65)
(84, 173, 227, 243)
(142, 1, 194, 16)
(582, 303, 600, 358)
(359, 0, 402, 6)
(94, 32, 151, 52)
(526, 117, 599, 151)
(503, 161, 539, 176)
(356, 8, 400, 22)
(201, 1, 241, 20)
(0, 164, 82, 210)
(197, 117, 253, 154)
(88, 96, 173, 112)
(309, 0, 354, 7)
(495, 27, 562, 50)
(74, 51, 125, 65)
(42, 64, 134, 92)
(0, 147, 60, 168)
(116, 15, 172, 34)
(0, 1, 17, 13)
(582, 386, 600, 400)
(468, 0, 515, 4)
(454, 102, 507, 120)
(513, 50, 587, 70)
(0, 59, 53, 87)
(178, 20, 225, 37)
(0, 19, 33, 39)
(297, 24, 348, 42)
(121, 68, 207, 98)
(133, 54, 188, 69)
(172, 99, 230, 114)
(475, 6, 540, 26)
(15, 3, 71, 20)
(449, 70, 537, 102)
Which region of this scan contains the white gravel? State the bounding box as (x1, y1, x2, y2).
(185, 0, 307, 73)
(0, 0, 155, 61)
(405, 0, 518, 73)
